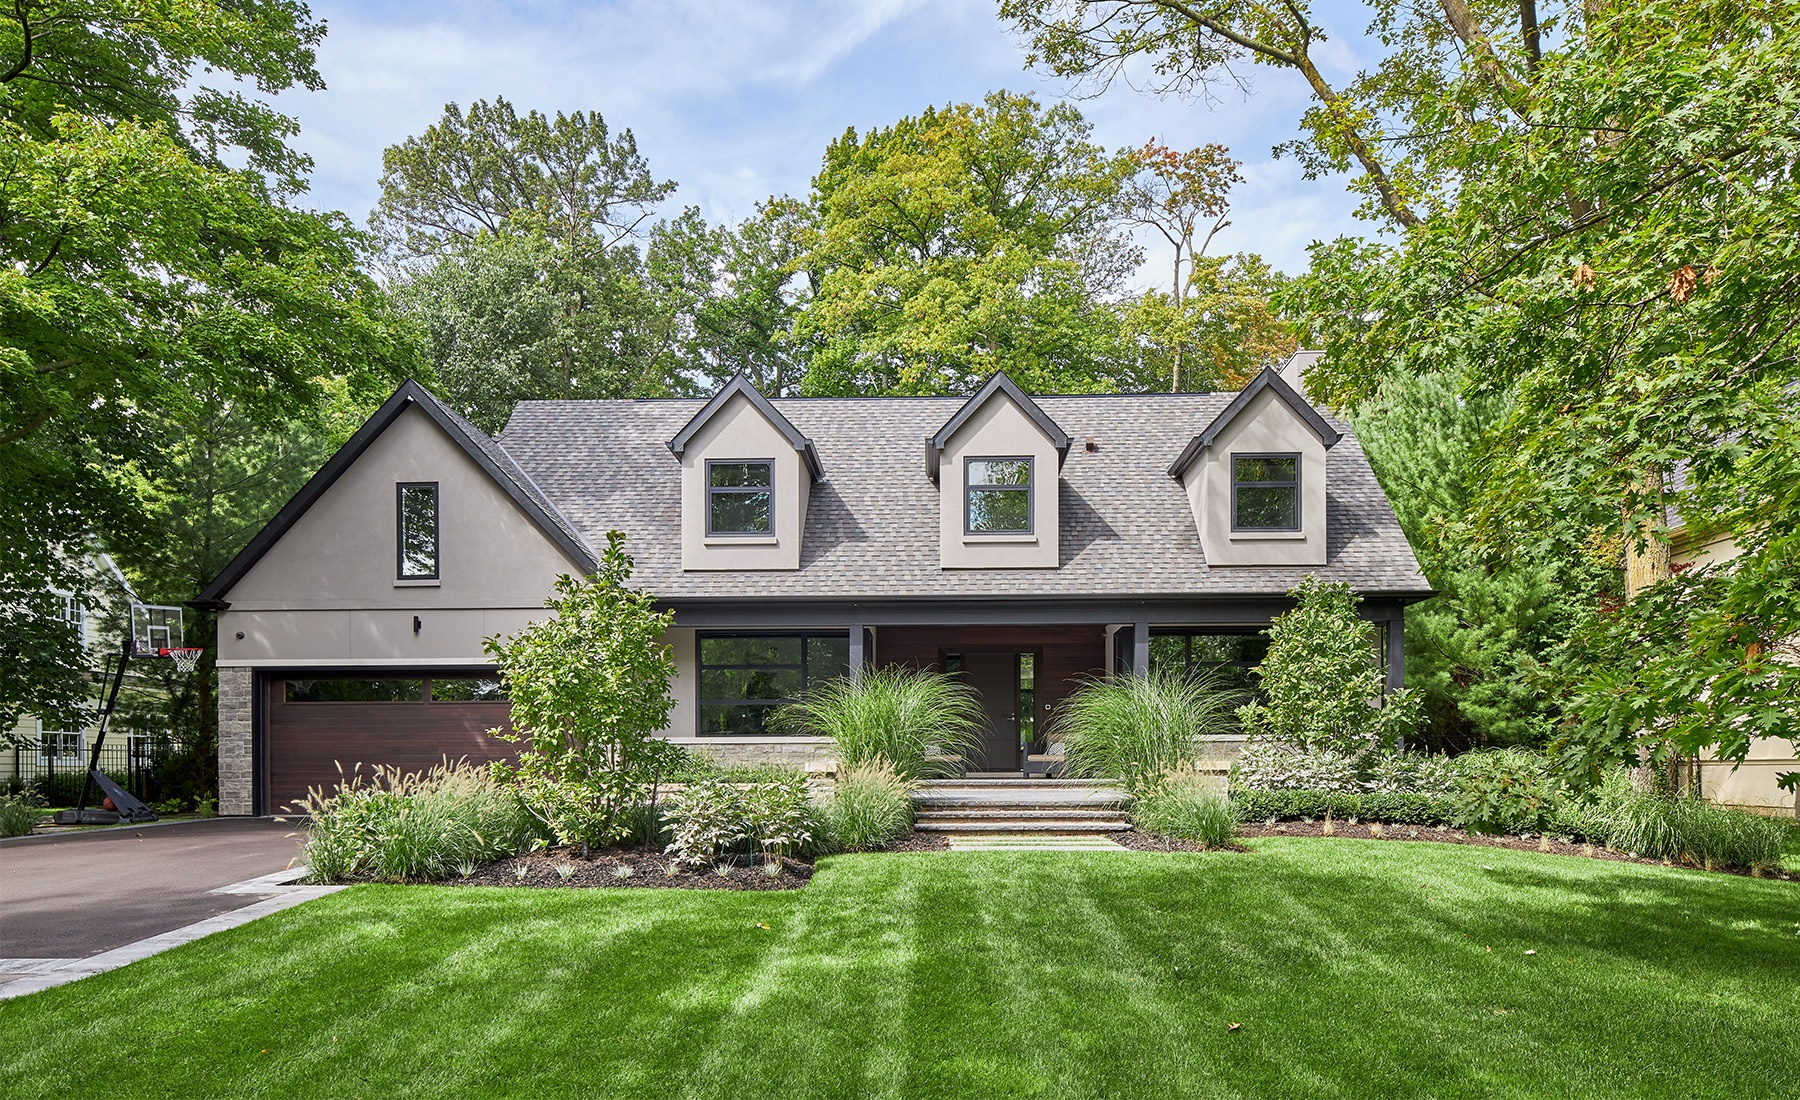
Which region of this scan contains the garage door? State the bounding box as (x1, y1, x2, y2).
(263, 673, 515, 814)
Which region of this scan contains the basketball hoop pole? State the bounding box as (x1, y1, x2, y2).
(71, 634, 133, 821)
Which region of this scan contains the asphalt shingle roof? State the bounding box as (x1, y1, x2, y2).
(496, 392, 1430, 601)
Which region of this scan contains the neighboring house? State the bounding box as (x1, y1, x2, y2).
(5, 553, 142, 796)
(194, 359, 1433, 816)
(1667, 522, 1799, 815)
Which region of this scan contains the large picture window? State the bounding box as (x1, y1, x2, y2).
(397, 482, 440, 578)
(965, 457, 1033, 533)
(707, 460, 774, 535)
(1148, 631, 1269, 697)
(1231, 454, 1300, 531)
(698, 633, 851, 735)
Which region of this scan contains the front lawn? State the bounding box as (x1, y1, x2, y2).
(3, 840, 1796, 1099)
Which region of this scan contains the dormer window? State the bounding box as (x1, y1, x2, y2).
(397, 482, 439, 579)
(966, 457, 1033, 534)
(1232, 455, 1300, 531)
(707, 460, 774, 535)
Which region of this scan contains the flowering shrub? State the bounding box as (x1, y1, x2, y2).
(663, 778, 747, 868)
(742, 775, 813, 865)
(1232, 741, 1456, 796)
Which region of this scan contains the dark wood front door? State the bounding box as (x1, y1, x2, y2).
(960, 650, 1021, 772)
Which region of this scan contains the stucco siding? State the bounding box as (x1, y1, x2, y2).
(938, 396, 1060, 569)
(1183, 386, 1329, 567)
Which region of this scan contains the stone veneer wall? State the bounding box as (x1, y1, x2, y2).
(218, 665, 254, 816)
(684, 739, 838, 769)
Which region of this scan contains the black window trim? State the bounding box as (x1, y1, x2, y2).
(1229, 452, 1301, 532)
(396, 481, 440, 580)
(963, 454, 1035, 535)
(705, 458, 777, 538)
(696, 630, 852, 736)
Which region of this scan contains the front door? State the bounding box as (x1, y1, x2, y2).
(953, 649, 1038, 773)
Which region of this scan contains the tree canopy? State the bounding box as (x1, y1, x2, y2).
(0, 1, 419, 733)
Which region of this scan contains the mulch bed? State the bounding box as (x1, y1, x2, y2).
(1233, 819, 1795, 879)
(884, 832, 951, 852)
(1112, 830, 1242, 854)
(447, 848, 814, 891)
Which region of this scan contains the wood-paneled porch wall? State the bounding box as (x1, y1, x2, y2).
(875, 625, 1109, 733)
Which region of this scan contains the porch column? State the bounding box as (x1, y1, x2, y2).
(1384, 614, 1405, 695)
(848, 623, 865, 680)
(1133, 620, 1150, 675)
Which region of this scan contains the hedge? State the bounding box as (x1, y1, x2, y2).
(1231, 788, 1462, 827)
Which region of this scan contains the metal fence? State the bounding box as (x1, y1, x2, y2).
(4, 732, 158, 805)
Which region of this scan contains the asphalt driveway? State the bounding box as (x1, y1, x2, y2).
(0, 818, 306, 960)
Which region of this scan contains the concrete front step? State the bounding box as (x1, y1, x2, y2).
(946, 835, 1128, 851)
(915, 808, 1129, 821)
(917, 818, 1131, 834)
(918, 778, 1123, 789)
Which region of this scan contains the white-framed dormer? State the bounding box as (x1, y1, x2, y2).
(928, 372, 1071, 570)
(1169, 368, 1341, 567)
(670, 374, 822, 572)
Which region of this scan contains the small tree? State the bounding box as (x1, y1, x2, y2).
(1239, 578, 1422, 759)
(485, 532, 675, 849)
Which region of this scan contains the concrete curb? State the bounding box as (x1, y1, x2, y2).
(0, 871, 342, 1000)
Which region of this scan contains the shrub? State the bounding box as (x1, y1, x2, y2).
(663, 777, 747, 868)
(1231, 788, 1462, 827)
(821, 758, 914, 853)
(1450, 748, 1562, 834)
(485, 533, 678, 849)
(775, 667, 983, 780)
(1238, 577, 1423, 757)
(1132, 769, 1238, 847)
(0, 791, 44, 837)
(299, 759, 541, 883)
(1054, 669, 1241, 793)
(1232, 742, 1459, 796)
(742, 774, 813, 864)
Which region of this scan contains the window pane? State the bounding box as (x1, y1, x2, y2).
(700, 703, 779, 736)
(710, 490, 772, 534)
(709, 461, 772, 488)
(969, 459, 1031, 486)
(968, 487, 1031, 531)
(1235, 485, 1297, 529)
(1148, 635, 1188, 675)
(398, 485, 438, 577)
(700, 636, 802, 666)
(1234, 455, 1297, 484)
(806, 636, 851, 685)
(429, 677, 507, 702)
(700, 666, 802, 702)
(285, 679, 424, 703)
(1190, 635, 1269, 664)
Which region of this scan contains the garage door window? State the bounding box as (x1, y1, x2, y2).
(285, 679, 425, 703)
(429, 676, 508, 702)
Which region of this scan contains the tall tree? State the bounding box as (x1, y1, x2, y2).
(1117, 252, 1295, 393)
(377, 98, 690, 418)
(793, 91, 1141, 396)
(0, 1, 420, 732)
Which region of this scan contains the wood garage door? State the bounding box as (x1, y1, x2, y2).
(263, 673, 515, 815)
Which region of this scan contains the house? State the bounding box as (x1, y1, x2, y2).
(1667, 521, 1798, 815)
(193, 360, 1433, 815)
(5, 553, 143, 799)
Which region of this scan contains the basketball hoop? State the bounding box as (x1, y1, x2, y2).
(161, 647, 204, 674)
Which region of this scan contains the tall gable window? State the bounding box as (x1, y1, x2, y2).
(397, 482, 439, 579)
(707, 460, 774, 535)
(1231, 455, 1299, 531)
(965, 457, 1033, 534)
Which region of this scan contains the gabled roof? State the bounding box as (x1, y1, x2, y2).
(193, 380, 598, 608)
(1167, 367, 1342, 479)
(667, 373, 823, 480)
(926, 371, 1072, 481)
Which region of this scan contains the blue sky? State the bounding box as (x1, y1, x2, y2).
(278, 0, 1391, 285)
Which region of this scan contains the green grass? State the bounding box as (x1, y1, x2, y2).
(3, 841, 1797, 1099)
